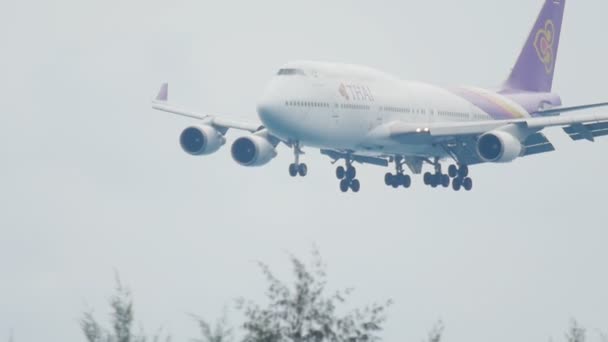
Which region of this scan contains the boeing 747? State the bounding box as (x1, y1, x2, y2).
(153, 0, 608, 193)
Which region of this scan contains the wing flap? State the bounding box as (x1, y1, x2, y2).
(320, 149, 389, 167)
(522, 132, 555, 156)
(562, 121, 608, 142)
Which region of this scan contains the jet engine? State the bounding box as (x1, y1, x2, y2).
(179, 125, 226, 155)
(476, 130, 523, 163)
(231, 135, 277, 167)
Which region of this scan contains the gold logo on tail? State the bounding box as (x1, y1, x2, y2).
(534, 20, 555, 74)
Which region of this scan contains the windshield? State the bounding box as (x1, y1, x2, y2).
(277, 68, 306, 76)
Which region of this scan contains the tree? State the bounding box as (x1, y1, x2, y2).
(425, 321, 444, 342)
(80, 276, 170, 342)
(565, 320, 586, 342)
(238, 250, 392, 342)
(191, 312, 234, 342)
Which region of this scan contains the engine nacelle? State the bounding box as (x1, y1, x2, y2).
(476, 130, 523, 163)
(231, 135, 277, 167)
(179, 125, 226, 156)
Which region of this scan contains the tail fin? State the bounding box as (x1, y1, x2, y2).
(503, 0, 566, 93)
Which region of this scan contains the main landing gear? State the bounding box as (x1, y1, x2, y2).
(423, 159, 473, 191)
(336, 159, 360, 193)
(288, 142, 308, 177)
(384, 156, 411, 189)
(423, 158, 450, 189)
(448, 164, 473, 191)
(424, 158, 473, 191)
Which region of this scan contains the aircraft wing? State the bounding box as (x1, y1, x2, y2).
(389, 103, 608, 165)
(428, 111, 608, 137)
(151, 83, 264, 133)
(531, 102, 608, 117)
(388, 104, 608, 139)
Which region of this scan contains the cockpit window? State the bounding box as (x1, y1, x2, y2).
(277, 68, 306, 76)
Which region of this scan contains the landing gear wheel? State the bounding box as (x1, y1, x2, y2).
(430, 174, 439, 188)
(298, 163, 308, 177)
(392, 176, 400, 188)
(463, 177, 473, 191)
(423, 172, 432, 185)
(448, 165, 458, 178)
(385, 173, 393, 186)
(289, 163, 298, 177)
(452, 177, 462, 191)
(346, 166, 356, 180)
(350, 179, 360, 192)
(397, 174, 406, 186)
(458, 165, 469, 178)
(441, 174, 450, 188)
(336, 166, 345, 179)
(339, 179, 350, 193)
(403, 175, 412, 188)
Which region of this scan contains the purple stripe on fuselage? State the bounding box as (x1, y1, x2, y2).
(500, 90, 562, 116)
(450, 87, 524, 120)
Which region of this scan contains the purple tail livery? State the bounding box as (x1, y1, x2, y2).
(503, 0, 566, 93)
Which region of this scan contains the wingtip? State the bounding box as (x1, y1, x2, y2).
(155, 82, 168, 102)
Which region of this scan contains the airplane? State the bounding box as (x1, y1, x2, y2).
(153, 0, 608, 193)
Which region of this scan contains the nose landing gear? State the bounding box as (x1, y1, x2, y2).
(288, 142, 308, 177)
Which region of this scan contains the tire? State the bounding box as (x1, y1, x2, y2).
(336, 166, 345, 179)
(339, 179, 350, 193)
(346, 166, 356, 180)
(289, 163, 298, 177)
(452, 177, 462, 191)
(350, 179, 360, 192)
(448, 165, 458, 178)
(392, 176, 400, 188)
(403, 175, 412, 188)
(397, 174, 405, 186)
(423, 172, 432, 185)
(430, 174, 439, 188)
(298, 163, 308, 177)
(441, 174, 450, 187)
(385, 173, 393, 186)
(459, 165, 469, 178)
(463, 177, 473, 191)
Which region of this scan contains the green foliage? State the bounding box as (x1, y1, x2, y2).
(80, 276, 171, 342)
(238, 250, 392, 342)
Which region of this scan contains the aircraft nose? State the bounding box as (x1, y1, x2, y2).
(257, 97, 282, 127)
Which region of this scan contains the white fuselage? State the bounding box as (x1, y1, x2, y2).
(256, 61, 530, 158)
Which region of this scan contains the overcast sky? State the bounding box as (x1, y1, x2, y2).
(1, 0, 608, 341)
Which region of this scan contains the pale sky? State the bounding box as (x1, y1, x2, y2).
(1, 1, 607, 341)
